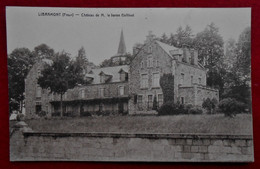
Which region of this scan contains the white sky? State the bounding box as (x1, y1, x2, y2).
(6, 7, 251, 65)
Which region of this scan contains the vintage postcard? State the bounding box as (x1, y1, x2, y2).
(7, 7, 253, 162)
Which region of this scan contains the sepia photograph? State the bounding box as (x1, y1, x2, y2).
(6, 7, 253, 162)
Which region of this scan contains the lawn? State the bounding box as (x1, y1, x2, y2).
(24, 114, 253, 135)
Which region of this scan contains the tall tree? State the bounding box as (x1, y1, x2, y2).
(38, 52, 84, 117)
(234, 27, 251, 84)
(8, 48, 35, 115)
(224, 38, 237, 70)
(34, 44, 54, 59)
(194, 23, 224, 68)
(160, 33, 169, 44)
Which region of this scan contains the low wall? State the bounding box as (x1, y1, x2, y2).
(10, 129, 254, 162)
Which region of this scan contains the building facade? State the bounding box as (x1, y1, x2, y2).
(25, 31, 219, 118)
(128, 32, 219, 114)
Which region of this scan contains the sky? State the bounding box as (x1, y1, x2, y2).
(6, 7, 251, 65)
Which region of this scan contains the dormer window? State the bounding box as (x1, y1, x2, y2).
(100, 74, 105, 83)
(119, 69, 128, 82)
(99, 71, 112, 83)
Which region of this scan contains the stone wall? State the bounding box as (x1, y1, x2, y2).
(129, 41, 173, 114)
(10, 130, 254, 162)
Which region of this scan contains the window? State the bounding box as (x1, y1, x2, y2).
(100, 75, 105, 83)
(137, 95, 143, 110)
(148, 95, 153, 110)
(180, 73, 184, 85)
(120, 72, 128, 81)
(36, 86, 41, 98)
(119, 86, 124, 95)
(156, 60, 160, 67)
(141, 74, 148, 88)
(181, 97, 185, 104)
(64, 92, 67, 100)
(191, 76, 193, 85)
(148, 46, 152, 53)
(99, 88, 105, 97)
(80, 89, 85, 99)
(198, 78, 202, 84)
(158, 94, 163, 107)
(37, 69, 41, 76)
(152, 73, 160, 87)
(147, 57, 153, 68)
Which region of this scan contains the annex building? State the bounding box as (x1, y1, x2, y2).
(25, 31, 219, 118)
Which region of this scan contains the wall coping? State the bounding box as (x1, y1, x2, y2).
(23, 131, 253, 140)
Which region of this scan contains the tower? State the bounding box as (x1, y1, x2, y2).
(117, 29, 127, 55)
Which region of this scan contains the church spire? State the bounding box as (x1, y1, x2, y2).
(117, 29, 127, 55)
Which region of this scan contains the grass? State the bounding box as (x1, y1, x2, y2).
(24, 114, 253, 135)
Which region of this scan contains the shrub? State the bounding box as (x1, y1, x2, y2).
(189, 107, 203, 115)
(202, 98, 218, 114)
(80, 111, 92, 117)
(16, 113, 25, 121)
(158, 101, 189, 115)
(36, 111, 48, 117)
(218, 98, 246, 117)
(64, 111, 77, 117)
(52, 112, 61, 117)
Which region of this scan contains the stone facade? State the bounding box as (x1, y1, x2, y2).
(128, 32, 218, 114)
(25, 59, 53, 119)
(25, 32, 219, 118)
(10, 130, 253, 162)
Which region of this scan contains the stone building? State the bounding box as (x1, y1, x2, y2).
(128, 31, 219, 114)
(24, 31, 219, 118)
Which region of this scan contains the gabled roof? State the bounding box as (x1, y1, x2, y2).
(155, 40, 183, 59)
(85, 65, 129, 84)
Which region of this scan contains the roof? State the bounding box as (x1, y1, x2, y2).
(155, 40, 183, 59)
(85, 65, 129, 84)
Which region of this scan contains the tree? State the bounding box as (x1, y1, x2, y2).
(160, 33, 168, 44)
(224, 38, 237, 70)
(168, 25, 194, 48)
(76, 47, 88, 66)
(159, 74, 175, 103)
(33, 44, 54, 59)
(8, 48, 35, 115)
(234, 27, 251, 84)
(194, 23, 224, 68)
(38, 52, 84, 117)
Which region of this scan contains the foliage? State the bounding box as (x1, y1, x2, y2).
(8, 48, 36, 114)
(100, 53, 133, 67)
(233, 27, 251, 83)
(189, 107, 203, 115)
(33, 44, 54, 59)
(160, 25, 194, 48)
(76, 47, 88, 69)
(224, 38, 237, 70)
(16, 113, 25, 121)
(194, 23, 224, 68)
(36, 111, 48, 117)
(159, 73, 175, 103)
(218, 98, 246, 117)
(38, 52, 84, 117)
(202, 98, 218, 114)
(152, 94, 158, 111)
(158, 101, 189, 115)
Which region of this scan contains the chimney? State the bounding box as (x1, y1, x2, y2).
(182, 44, 189, 63)
(145, 31, 155, 43)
